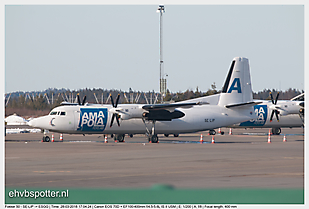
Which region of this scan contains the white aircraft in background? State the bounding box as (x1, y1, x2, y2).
(29, 57, 259, 143)
(185, 92, 304, 135)
(230, 92, 304, 135)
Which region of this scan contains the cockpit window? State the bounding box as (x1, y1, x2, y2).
(60, 112, 66, 116)
(50, 111, 57, 115)
(57, 112, 60, 115)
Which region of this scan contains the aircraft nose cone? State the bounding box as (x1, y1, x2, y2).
(27, 115, 50, 129)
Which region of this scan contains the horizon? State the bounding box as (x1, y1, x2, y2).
(4, 86, 304, 95)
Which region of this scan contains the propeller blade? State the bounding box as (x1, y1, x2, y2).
(110, 114, 115, 127)
(77, 94, 81, 105)
(275, 92, 279, 105)
(82, 95, 87, 105)
(270, 110, 275, 122)
(110, 94, 115, 107)
(270, 92, 274, 104)
(115, 94, 120, 107)
(116, 114, 120, 126)
(275, 110, 279, 122)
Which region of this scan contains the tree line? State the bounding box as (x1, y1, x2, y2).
(5, 86, 303, 117)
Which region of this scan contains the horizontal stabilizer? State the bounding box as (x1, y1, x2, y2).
(225, 101, 262, 108)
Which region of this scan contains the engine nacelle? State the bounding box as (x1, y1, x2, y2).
(279, 110, 288, 116)
(142, 110, 185, 121)
(119, 113, 132, 120)
(110, 106, 144, 120)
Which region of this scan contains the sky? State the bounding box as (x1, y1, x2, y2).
(4, 3, 305, 94)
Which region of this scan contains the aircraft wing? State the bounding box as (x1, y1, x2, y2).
(60, 102, 79, 106)
(142, 102, 207, 112)
(141, 102, 208, 121)
(60, 102, 102, 106)
(290, 93, 304, 101)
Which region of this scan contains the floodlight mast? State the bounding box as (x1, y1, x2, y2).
(157, 5, 166, 103)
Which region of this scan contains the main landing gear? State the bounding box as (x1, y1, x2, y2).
(113, 134, 125, 142)
(209, 129, 216, 135)
(164, 134, 179, 138)
(208, 129, 224, 135)
(142, 118, 159, 143)
(271, 127, 281, 135)
(149, 135, 159, 143)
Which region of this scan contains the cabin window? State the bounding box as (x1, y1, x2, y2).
(50, 112, 57, 115)
(60, 112, 66, 116)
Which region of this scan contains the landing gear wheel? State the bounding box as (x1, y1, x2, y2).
(209, 130, 216, 135)
(164, 134, 169, 137)
(272, 128, 281, 135)
(174, 134, 179, 137)
(42, 136, 50, 142)
(114, 134, 125, 142)
(150, 135, 158, 143)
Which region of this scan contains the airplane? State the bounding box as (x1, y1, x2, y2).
(290, 93, 304, 123)
(232, 93, 304, 135)
(231, 104, 303, 135)
(267, 92, 304, 122)
(185, 92, 304, 135)
(232, 92, 304, 135)
(28, 57, 259, 143)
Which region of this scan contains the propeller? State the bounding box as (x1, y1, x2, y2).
(269, 92, 280, 122)
(110, 94, 121, 127)
(77, 93, 87, 105)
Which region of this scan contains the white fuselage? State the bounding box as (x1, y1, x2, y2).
(28, 57, 278, 136)
(28, 104, 256, 135)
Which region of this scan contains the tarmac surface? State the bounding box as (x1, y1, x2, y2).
(5, 128, 304, 189)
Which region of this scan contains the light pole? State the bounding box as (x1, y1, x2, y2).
(157, 5, 167, 102)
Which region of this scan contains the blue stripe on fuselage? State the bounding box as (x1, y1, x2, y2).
(239, 105, 267, 126)
(77, 108, 108, 131)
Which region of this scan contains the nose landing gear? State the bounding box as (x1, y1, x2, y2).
(41, 130, 51, 142)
